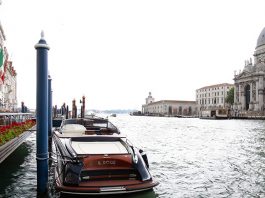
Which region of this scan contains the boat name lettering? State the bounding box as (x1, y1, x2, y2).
(98, 160, 116, 165)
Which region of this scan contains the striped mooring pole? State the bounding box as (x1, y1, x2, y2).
(35, 31, 50, 193)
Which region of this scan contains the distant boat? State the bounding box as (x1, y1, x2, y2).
(85, 111, 96, 117)
(200, 109, 229, 119)
(110, 113, 116, 117)
(129, 111, 143, 116)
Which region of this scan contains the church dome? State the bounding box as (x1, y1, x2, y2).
(256, 27, 265, 48)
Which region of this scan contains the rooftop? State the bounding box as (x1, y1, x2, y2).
(197, 83, 234, 91)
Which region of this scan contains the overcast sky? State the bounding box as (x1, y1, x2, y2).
(1, 0, 265, 110)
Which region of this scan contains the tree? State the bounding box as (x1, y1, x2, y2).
(225, 87, 234, 105)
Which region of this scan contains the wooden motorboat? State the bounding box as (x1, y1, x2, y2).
(53, 117, 158, 195)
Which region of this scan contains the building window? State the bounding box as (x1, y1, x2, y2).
(179, 106, 182, 114)
(188, 106, 192, 115)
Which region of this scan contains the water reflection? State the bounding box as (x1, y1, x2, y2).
(109, 116, 265, 198)
(0, 142, 31, 194)
(1, 116, 265, 197)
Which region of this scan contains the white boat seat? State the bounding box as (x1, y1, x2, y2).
(61, 124, 86, 136)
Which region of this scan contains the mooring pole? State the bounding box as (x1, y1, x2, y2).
(35, 31, 50, 193)
(82, 96, 85, 118)
(72, 99, 75, 118)
(48, 75, 53, 166)
(54, 105, 57, 118)
(48, 75, 52, 137)
(66, 105, 69, 119)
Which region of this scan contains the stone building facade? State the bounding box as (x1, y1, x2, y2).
(196, 83, 234, 112)
(0, 21, 17, 111)
(142, 92, 197, 116)
(234, 27, 265, 113)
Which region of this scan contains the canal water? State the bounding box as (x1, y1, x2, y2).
(0, 115, 265, 197)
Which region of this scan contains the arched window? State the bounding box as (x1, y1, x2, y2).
(188, 106, 192, 115)
(245, 84, 250, 110)
(179, 106, 182, 115)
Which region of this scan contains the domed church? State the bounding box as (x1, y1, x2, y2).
(234, 27, 265, 113)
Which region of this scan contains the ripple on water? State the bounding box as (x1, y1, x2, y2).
(1, 116, 265, 197)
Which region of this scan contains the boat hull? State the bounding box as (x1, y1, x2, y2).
(55, 172, 158, 195)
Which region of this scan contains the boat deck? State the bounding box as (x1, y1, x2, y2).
(71, 141, 128, 154)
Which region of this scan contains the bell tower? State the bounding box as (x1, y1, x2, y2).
(146, 92, 155, 104)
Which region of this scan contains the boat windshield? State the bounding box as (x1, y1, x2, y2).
(61, 118, 120, 134)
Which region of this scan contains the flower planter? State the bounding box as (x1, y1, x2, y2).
(0, 125, 35, 163)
